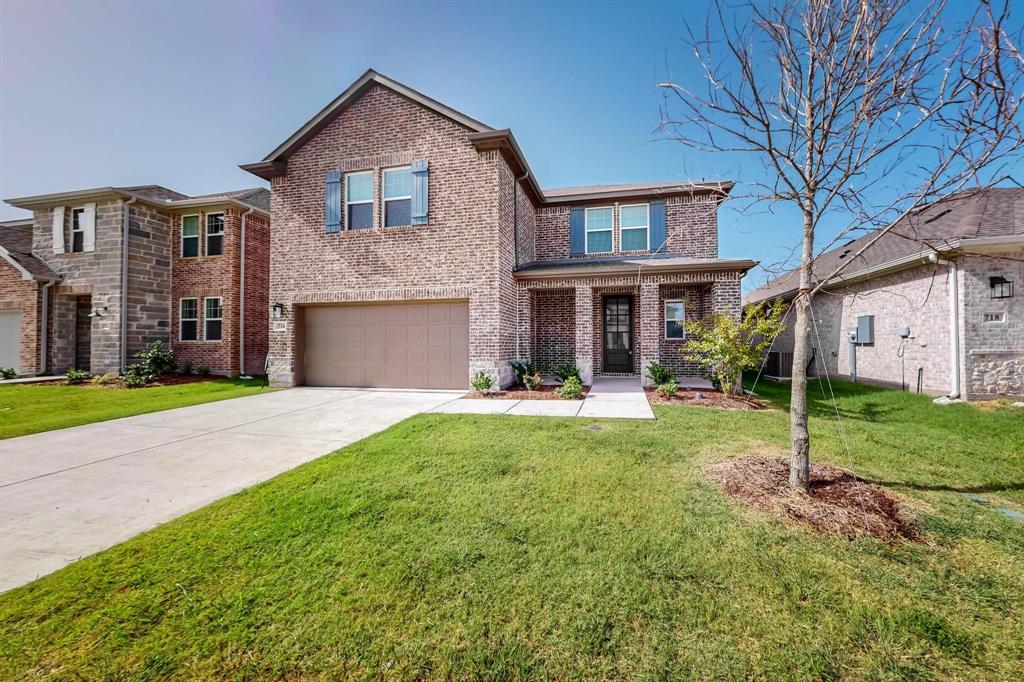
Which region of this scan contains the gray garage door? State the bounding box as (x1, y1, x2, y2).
(303, 301, 470, 389)
(0, 309, 21, 371)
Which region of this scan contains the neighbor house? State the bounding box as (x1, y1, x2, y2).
(242, 69, 755, 390)
(0, 186, 270, 377)
(745, 189, 1023, 400)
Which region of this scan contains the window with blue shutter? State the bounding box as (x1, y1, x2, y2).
(649, 199, 666, 252)
(569, 206, 585, 255)
(411, 159, 429, 225)
(325, 170, 342, 233)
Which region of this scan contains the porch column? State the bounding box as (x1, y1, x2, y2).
(639, 282, 661, 387)
(516, 284, 532, 363)
(711, 276, 742, 321)
(574, 285, 593, 385)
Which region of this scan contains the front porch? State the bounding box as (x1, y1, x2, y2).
(515, 269, 743, 387)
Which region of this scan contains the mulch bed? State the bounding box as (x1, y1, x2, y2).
(468, 384, 590, 400)
(706, 456, 919, 543)
(80, 374, 224, 389)
(645, 388, 768, 410)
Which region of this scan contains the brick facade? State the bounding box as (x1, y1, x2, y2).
(0, 261, 40, 374)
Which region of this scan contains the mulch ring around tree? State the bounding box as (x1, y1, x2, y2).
(645, 388, 769, 410)
(706, 456, 919, 543)
(468, 384, 590, 400)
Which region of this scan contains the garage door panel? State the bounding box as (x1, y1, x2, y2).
(303, 302, 469, 389)
(0, 310, 21, 370)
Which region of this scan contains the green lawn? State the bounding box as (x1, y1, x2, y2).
(0, 379, 271, 439)
(2, 380, 1022, 679)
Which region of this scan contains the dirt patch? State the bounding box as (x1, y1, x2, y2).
(645, 388, 768, 410)
(468, 384, 590, 400)
(706, 456, 919, 542)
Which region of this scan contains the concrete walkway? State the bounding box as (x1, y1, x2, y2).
(0, 387, 462, 592)
(430, 376, 655, 420)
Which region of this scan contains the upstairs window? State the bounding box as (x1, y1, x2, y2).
(383, 166, 412, 227)
(585, 207, 613, 254)
(181, 215, 200, 257)
(620, 204, 649, 252)
(345, 171, 373, 230)
(71, 208, 85, 252)
(204, 297, 223, 341)
(206, 213, 224, 256)
(665, 300, 686, 339)
(180, 298, 198, 341)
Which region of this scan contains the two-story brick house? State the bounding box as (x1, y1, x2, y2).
(243, 70, 755, 389)
(1, 186, 269, 377)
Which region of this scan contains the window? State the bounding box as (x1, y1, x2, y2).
(181, 215, 200, 257)
(71, 208, 85, 252)
(665, 300, 685, 339)
(180, 298, 198, 341)
(206, 213, 224, 256)
(383, 166, 412, 227)
(204, 297, 222, 341)
(620, 204, 649, 252)
(585, 206, 613, 254)
(345, 171, 373, 229)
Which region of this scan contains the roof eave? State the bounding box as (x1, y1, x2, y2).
(514, 258, 757, 280)
(240, 161, 286, 181)
(467, 129, 545, 205)
(5, 187, 130, 210)
(541, 181, 735, 205)
(0, 245, 58, 282)
(163, 197, 269, 216)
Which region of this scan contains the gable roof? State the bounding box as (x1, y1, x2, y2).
(0, 220, 58, 281)
(745, 188, 1024, 304)
(241, 69, 493, 181)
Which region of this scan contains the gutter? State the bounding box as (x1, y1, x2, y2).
(120, 196, 138, 373)
(238, 206, 254, 378)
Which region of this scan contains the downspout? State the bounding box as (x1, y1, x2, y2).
(239, 206, 254, 379)
(38, 279, 57, 374)
(120, 196, 138, 373)
(930, 253, 961, 398)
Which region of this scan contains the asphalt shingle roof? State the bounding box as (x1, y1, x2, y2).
(0, 222, 58, 281)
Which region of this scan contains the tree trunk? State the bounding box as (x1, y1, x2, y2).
(789, 210, 815, 490)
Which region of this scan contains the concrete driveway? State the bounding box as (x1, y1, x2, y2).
(0, 388, 462, 592)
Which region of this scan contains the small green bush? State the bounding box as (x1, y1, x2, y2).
(91, 373, 117, 386)
(123, 363, 155, 388)
(555, 375, 584, 400)
(509, 360, 536, 384)
(135, 341, 176, 376)
(553, 362, 580, 383)
(122, 373, 149, 389)
(0, 367, 16, 380)
(196, 365, 211, 375)
(180, 362, 193, 375)
(522, 371, 543, 391)
(64, 368, 91, 385)
(471, 371, 493, 392)
(647, 362, 675, 385)
(657, 380, 679, 398)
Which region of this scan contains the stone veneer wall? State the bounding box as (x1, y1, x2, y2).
(124, 203, 172, 360)
(961, 249, 1023, 399)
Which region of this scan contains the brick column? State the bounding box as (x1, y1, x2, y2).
(574, 285, 593, 385)
(516, 284, 532, 364)
(711, 276, 741, 320)
(639, 282, 661, 387)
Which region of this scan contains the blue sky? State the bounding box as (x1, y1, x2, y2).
(0, 1, 1017, 291)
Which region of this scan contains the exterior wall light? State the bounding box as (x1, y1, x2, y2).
(990, 276, 1014, 299)
(271, 302, 285, 319)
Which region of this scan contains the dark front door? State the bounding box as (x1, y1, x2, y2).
(603, 295, 633, 373)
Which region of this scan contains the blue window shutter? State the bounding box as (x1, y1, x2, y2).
(325, 170, 342, 233)
(650, 199, 666, 252)
(411, 159, 429, 225)
(569, 206, 585, 255)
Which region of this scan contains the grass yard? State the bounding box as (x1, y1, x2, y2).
(0, 379, 270, 439)
(1, 380, 1022, 679)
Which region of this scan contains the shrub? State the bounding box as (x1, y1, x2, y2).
(509, 360, 536, 384)
(522, 371, 543, 391)
(553, 362, 580, 383)
(0, 367, 16, 380)
(684, 299, 786, 396)
(64, 368, 91, 385)
(180, 361, 193, 375)
(647, 361, 675, 385)
(657, 380, 679, 398)
(123, 363, 155, 388)
(471, 371, 493, 392)
(555, 375, 584, 399)
(135, 341, 176, 376)
(196, 365, 211, 375)
(91, 373, 117, 386)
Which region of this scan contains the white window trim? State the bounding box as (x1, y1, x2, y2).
(345, 170, 374, 230)
(181, 214, 200, 257)
(382, 165, 413, 227)
(70, 206, 86, 252)
(179, 298, 199, 342)
(665, 299, 686, 340)
(205, 212, 225, 256)
(585, 206, 614, 255)
(204, 297, 223, 342)
(619, 203, 650, 252)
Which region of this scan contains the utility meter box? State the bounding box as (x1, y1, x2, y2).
(856, 315, 875, 344)
(897, 325, 911, 338)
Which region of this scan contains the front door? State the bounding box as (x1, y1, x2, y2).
(603, 295, 633, 373)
